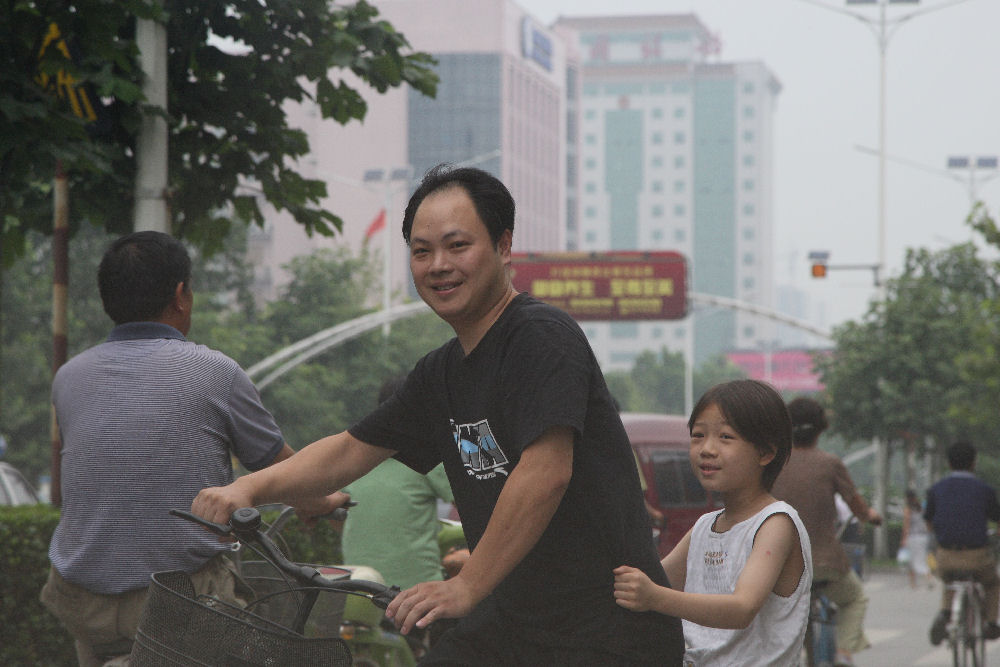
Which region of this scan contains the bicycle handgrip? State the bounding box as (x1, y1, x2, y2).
(169, 509, 231, 536)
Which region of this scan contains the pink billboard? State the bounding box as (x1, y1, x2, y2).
(726, 349, 827, 394)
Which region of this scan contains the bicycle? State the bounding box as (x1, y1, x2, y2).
(943, 573, 987, 667)
(803, 581, 838, 667)
(130, 506, 401, 666)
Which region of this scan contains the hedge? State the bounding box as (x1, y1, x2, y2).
(0, 504, 342, 666)
(0, 504, 75, 665)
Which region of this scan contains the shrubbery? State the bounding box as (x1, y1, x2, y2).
(0, 504, 342, 665)
(0, 504, 75, 665)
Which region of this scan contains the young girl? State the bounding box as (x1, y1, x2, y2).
(614, 379, 813, 666)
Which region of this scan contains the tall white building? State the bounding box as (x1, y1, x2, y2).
(555, 14, 781, 367)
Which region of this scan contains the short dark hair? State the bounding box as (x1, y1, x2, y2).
(947, 441, 977, 471)
(402, 164, 515, 246)
(787, 396, 829, 446)
(98, 231, 191, 325)
(688, 379, 792, 491)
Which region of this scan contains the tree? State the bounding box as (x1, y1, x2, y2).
(604, 348, 745, 415)
(1, 0, 438, 263)
(816, 241, 1000, 459)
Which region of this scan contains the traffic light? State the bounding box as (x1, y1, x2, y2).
(808, 251, 830, 279)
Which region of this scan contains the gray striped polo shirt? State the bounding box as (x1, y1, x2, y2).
(49, 322, 285, 594)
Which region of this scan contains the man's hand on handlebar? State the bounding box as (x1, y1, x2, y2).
(191, 483, 352, 528)
(385, 576, 479, 635)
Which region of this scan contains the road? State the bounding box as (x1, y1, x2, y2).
(853, 566, 995, 667)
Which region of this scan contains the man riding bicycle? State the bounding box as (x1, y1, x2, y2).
(926, 441, 1000, 645)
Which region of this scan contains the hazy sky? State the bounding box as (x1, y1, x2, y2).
(520, 0, 1000, 333)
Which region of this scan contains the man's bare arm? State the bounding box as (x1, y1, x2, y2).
(192, 431, 395, 523)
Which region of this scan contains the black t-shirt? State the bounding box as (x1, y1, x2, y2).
(350, 294, 683, 661)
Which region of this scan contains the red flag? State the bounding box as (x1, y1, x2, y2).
(364, 208, 386, 241)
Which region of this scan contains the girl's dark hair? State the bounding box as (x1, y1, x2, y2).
(402, 164, 515, 246)
(688, 379, 792, 491)
(98, 231, 191, 325)
(786, 396, 829, 446)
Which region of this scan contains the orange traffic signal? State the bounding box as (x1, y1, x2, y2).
(811, 263, 827, 278)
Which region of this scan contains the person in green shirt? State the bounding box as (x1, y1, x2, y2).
(341, 375, 455, 589)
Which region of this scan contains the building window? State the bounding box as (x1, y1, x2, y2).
(652, 229, 663, 241)
(674, 155, 685, 168)
(652, 107, 664, 119)
(585, 182, 597, 193)
(743, 82, 755, 94)
(652, 205, 664, 217)
(743, 179, 755, 191)
(743, 154, 755, 167)
(674, 107, 686, 118)
(743, 252, 755, 266)
(743, 130, 754, 143)
(651, 155, 664, 168)
(743, 277, 756, 289)
(743, 326, 755, 338)
(743, 227, 756, 240)
(743, 203, 755, 215)
(652, 181, 664, 193)
(585, 231, 597, 243)
(611, 322, 639, 339)
(651, 132, 663, 145)
(674, 204, 686, 217)
(674, 131, 686, 145)
(674, 180, 685, 193)
(586, 134, 597, 145)
(585, 109, 597, 120)
(585, 206, 597, 218)
(674, 228, 687, 242)
(585, 158, 597, 170)
(743, 106, 755, 119)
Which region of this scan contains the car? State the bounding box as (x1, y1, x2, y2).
(622, 412, 722, 558)
(0, 462, 42, 506)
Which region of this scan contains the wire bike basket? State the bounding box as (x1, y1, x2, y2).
(130, 569, 352, 666)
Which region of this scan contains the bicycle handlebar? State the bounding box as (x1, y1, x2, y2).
(170, 507, 400, 609)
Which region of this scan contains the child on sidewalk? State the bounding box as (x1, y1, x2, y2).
(614, 379, 813, 666)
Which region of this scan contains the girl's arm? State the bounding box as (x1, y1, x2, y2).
(614, 513, 802, 629)
(901, 506, 911, 545)
(660, 528, 692, 591)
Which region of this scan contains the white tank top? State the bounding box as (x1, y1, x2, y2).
(682, 501, 813, 666)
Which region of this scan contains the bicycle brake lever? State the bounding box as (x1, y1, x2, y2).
(370, 584, 402, 610)
(169, 509, 232, 537)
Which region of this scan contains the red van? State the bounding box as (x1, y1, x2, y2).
(621, 412, 722, 558)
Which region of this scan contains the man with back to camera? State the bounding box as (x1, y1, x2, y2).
(40, 231, 347, 665)
(192, 164, 685, 664)
(925, 441, 1000, 645)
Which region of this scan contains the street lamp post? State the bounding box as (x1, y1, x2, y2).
(855, 145, 1000, 212)
(797, 0, 971, 561)
(947, 155, 1000, 207)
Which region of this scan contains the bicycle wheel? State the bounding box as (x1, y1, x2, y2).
(968, 587, 985, 667)
(951, 588, 966, 667)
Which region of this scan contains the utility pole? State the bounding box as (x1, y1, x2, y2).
(133, 3, 169, 232)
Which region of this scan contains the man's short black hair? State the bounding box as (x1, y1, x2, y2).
(98, 231, 191, 325)
(402, 164, 515, 246)
(947, 441, 977, 471)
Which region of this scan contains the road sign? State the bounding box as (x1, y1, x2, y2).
(511, 251, 688, 321)
(36, 23, 99, 123)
